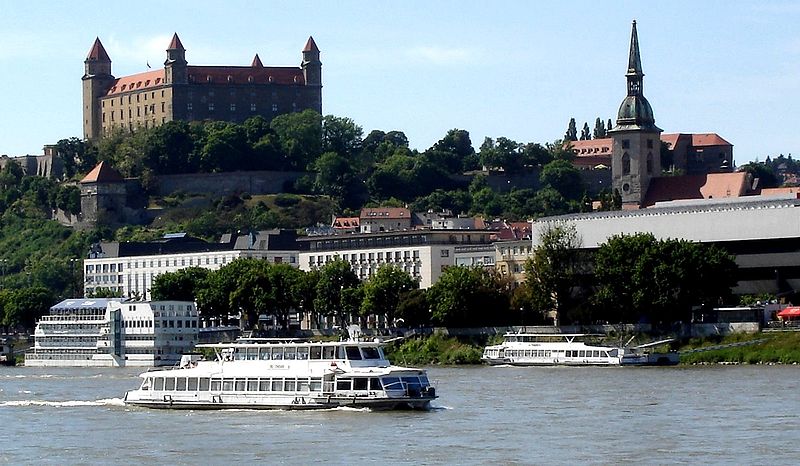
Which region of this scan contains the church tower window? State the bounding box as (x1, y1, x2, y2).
(622, 153, 631, 175)
(647, 153, 653, 174)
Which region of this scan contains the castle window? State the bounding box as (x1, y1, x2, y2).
(187, 103, 193, 111)
(622, 139, 630, 149)
(137, 107, 140, 117)
(136, 94, 140, 102)
(208, 103, 215, 111)
(272, 104, 278, 112)
(622, 152, 631, 175)
(102, 113, 105, 122)
(230, 103, 236, 112)
(128, 109, 132, 119)
(128, 96, 131, 104)
(250, 103, 256, 111)
(161, 102, 165, 112)
(208, 90, 214, 97)
(144, 93, 147, 101)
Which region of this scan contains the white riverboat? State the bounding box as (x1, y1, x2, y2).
(482, 333, 623, 366)
(124, 337, 437, 410)
(482, 333, 679, 366)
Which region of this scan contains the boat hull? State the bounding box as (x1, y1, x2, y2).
(124, 393, 434, 411)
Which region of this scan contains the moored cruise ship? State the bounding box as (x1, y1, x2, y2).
(124, 337, 437, 410)
(25, 298, 198, 367)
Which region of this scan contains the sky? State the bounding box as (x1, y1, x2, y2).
(1, 1, 798, 165)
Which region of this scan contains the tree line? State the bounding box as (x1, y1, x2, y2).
(149, 227, 738, 332)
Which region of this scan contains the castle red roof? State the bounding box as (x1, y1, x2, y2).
(187, 65, 304, 86)
(105, 69, 165, 96)
(303, 36, 319, 52)
(80, 161, 124, 183)
(251, 54, 264, 68)
(86, 38, 110, 61)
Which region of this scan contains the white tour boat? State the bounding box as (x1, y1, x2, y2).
(124, 337, 437, 410)
(482, 333, 678, 366)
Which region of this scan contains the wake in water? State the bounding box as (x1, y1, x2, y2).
(0, 398, 125, 408)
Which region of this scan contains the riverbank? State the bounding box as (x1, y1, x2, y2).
(383, 331, 800, 365)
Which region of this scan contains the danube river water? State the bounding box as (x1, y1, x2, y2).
(1, 365, 799, 465)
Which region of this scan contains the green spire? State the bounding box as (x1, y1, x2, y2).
(627, 20, 643, 77)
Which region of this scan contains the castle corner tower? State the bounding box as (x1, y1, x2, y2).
(301, 36, 322, 113)
(164, 33, 188, 85)
(609, 20, 662, 208)
(82, 38, 115, 141)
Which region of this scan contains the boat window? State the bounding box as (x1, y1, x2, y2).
(545, 350, 551, 357)
(272, 347, 283, 360)
(235, 379, 246, 391)
(283, 347, 297, 360)
(141, 378, 151, 390)
(353, 378, 368, 391)
(298, 378, 310, 391)
(297, 347, 309, 360)
(259, 348, 270, 360)
(369, 378, 382, 390)
(247, 379, 258, 391)
(259, 379, 271, 391)
(246, 348, 258, 360)
(361, 347, 380, 359)
(402, 376, 421, 389)
(210, 379, 222, 391)
(154, 378, 165, 391)
(234, 349, 245, 361)
(337, 346, 347, 359)
(285, 379, 296, 392)
(310, 346, 322, 360)
(165, 378, 176, 391)
(381, 377, 401, 390)
(306, 378, 320, 392)
(188, 378, 198, 391)
(419, 375, 430, 387)
(272, 379, 284, 391)
(593, 351, 600, 358)
(608, 349, 618, 357)
(602, 351, 609, 358)
(199, 378, 210, 391)
(222, 379, 234, 391)
(345, 346, 362, 360)
(579, 351, 585, 357)
(322, 346, 336, 359)
(336, 379, 352, 391)
(176, 378, 187, 391)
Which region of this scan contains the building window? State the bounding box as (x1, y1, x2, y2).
(187, 103, 193, 111)
(647, 152, 653, 174)
(622, 153, 631, 175)
(622, 139, 630, 149)
(647, 139, 654, 149)
(230, 103, 236, 112)
(272, 104, 278, 112)
(208, 103, 215, 111)
(250, 103, 256, 111)
(441, 250, 449, 257)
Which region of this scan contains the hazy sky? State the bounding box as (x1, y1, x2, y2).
(1, 1, 798, 164)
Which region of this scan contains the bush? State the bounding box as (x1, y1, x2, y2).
(274, 193, 301, 207)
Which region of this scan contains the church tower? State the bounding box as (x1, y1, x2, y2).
(164, 33, 188, 85)
(82, 38, 115, 140)
(609, 21, 662, 208)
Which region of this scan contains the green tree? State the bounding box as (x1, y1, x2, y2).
(395, 289, 430, 327)
(1, 287, 56, 330)
(314, 259, 360, 328)
(322, 115, 363, 157)
(564, 118, 578, 141)
(592, 117, 607, 139)
(522, 222, 585, 324)
(741, 161, 780, 189)
(151, 267, 210, 301)
(580, 122, 591, 140)
(270, 109, 323, 170)
(361, 265, 419, 326)
(426, 266, 508, 327)
(540, 159, 585, 201)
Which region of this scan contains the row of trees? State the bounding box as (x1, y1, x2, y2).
(564, 117, 613, 141)
(149, 226, 738, 331)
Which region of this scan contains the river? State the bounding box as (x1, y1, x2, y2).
(1, 365, 798, 465)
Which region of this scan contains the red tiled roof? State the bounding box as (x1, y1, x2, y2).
(105, 69, 165, 96)
(660, 133, 683, 149)
(759, 187, 800, 197)
(643, 172, 749, 207)
(86, 37, 110, 61)
(360, 207, 410, 220)
(168, 33, 185, 51)
(332, 217, 360, 229)
(303, 36, 319, 52)
(80, 161, 124, 183)
(187, 65, 304, 85)
(691, 133, 732, 147)
(568, 138, 612, 154)
(251, 54, 264, 68)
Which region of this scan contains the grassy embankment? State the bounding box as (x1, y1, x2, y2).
(382, 332, 800, 366)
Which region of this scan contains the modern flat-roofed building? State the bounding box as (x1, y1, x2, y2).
(298, 229, 494, 288)
(84, 230, 302, 299)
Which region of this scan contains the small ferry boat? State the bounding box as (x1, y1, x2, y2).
(124, 337, 436, 410)
(482, 333, 678, 366)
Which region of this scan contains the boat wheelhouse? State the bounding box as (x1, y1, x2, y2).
(482, 333, 623, 366)
(124, 338, 436, 410)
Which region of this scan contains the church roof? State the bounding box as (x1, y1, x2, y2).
(86, 37, 110, 62)
(303, 36, 319, 52)
(642, 172, 750, 207)
(80, 161, 124, 183)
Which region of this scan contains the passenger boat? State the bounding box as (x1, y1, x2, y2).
(124, 337, 437, 410)
(482, 333, 623, 366)
(482, 333, 678, 366)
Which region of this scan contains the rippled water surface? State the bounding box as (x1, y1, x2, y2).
(1, 365, 799, 465)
